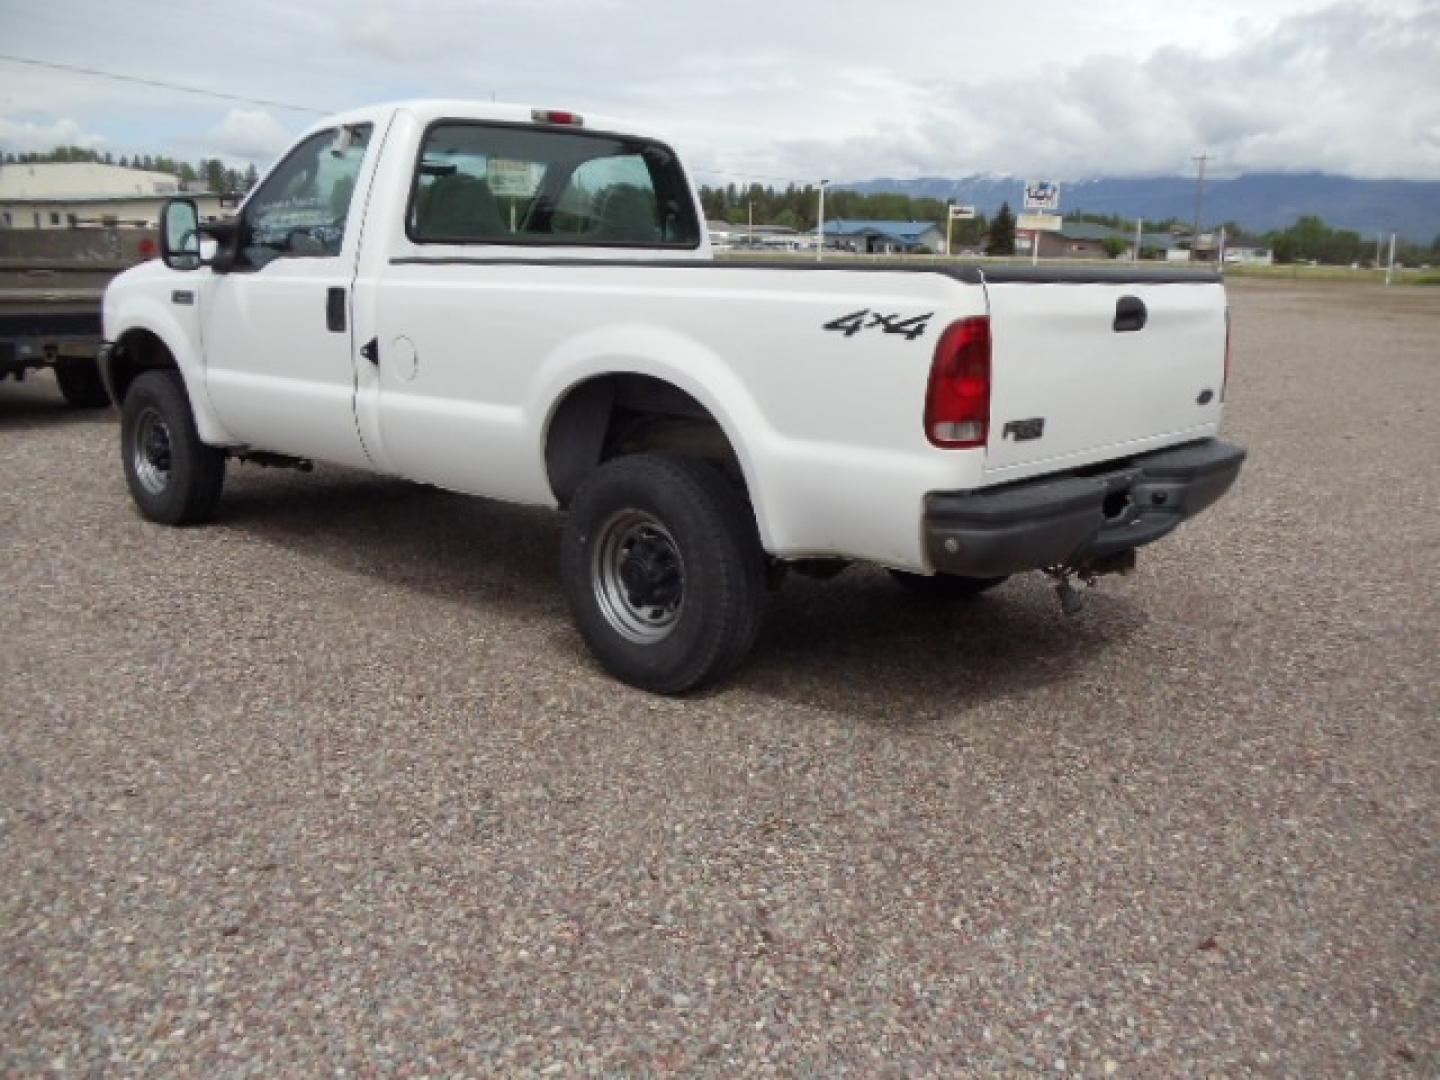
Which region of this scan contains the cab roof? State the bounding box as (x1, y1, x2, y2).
(315, 100, 657, 143)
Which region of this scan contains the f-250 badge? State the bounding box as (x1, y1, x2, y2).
(823, 309, 933, 341)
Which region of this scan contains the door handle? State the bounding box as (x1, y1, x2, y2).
(1113, 295, 1147, 332)
(326, 287, 346, 332)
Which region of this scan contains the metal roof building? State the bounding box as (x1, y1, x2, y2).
(823, 219, 945, 254)
(0, 162, 224, 230)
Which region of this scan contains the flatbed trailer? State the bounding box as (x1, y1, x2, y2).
(0, 229, 157, 407)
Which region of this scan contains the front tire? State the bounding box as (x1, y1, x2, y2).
(561, 454, 765, 693)
(120, 371, 225, 525)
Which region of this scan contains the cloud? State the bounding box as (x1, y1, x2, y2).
(204, 108, 295, 163)
(0, 116, 107, 154)
(757, 1, 1440, 180)
(0, 0, 1432, 180)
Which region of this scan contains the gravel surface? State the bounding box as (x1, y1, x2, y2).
(2, 280, 1436, 1076)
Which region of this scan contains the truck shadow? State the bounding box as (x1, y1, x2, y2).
(215, 467, 1138, 719)
(0, 380, 115, 431)
(217, 468, 568, 620)
(732, 571, 1141, 724)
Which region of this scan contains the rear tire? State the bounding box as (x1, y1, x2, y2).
(120, 371, 225, 525)
(55, 360, 110, 408)
(561, 454, 765, 693)
(889, 569, 1008, 598)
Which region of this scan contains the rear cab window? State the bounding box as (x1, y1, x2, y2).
(407, 122, 700, 249)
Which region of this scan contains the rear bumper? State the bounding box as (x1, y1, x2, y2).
(1, 311, 104, 377)
(924, 438, 1246, 577)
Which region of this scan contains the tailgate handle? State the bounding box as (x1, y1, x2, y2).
(1113, 295, 1147, 332)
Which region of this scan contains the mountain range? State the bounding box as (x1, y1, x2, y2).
(837, 173, 1440, 242)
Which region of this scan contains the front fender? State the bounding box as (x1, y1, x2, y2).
(104, 273, 237, 446)
(528, 323, 783, 551)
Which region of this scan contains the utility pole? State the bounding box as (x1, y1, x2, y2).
(747, 198, 753, 248)
(1385, 232, 1396, 286)
(816, 180, 828, 262)
(945, 202, 953, 257)
(1134, 216, 1143, 262)
(1191, 152, 1209, 262)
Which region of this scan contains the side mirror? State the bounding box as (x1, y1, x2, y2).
(160, 198, 202, 270)
(202, 218, 242, 274)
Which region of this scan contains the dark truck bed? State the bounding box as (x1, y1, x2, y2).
(0, 229, 156, 407)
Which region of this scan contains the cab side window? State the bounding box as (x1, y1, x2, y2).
(241, 124, 372, 269)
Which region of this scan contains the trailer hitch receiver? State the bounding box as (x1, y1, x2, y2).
(1045, 549, 1137, 615)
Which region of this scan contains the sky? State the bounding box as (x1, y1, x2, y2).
(0, 0, 1437, 184)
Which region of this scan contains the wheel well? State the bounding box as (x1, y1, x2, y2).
(109, 329, 178, 404)
(545, 374, 745, 507)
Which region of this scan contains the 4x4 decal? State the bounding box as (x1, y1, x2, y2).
(822, 309, 934, 341)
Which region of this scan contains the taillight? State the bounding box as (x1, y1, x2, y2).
(1222, 307, 1232, 401)
(925, 316, 991, 448)
(532, 109, 584, 126)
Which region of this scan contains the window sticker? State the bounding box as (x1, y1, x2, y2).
(487, 159, 542, 197)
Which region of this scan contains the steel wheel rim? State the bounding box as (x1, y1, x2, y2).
(132, 406, 173, 496)
(592, 509, 686, 644)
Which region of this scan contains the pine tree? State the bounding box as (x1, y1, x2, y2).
(202, 159, 226, 194)
(987, 201, 1017, 256)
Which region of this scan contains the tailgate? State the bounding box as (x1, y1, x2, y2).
(982, 275, 1227, 480)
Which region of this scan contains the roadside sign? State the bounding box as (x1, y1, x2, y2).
(1023, 180, 1060, 211)
(1017, 213, 1063, 232)
(949, 205, 977, 220)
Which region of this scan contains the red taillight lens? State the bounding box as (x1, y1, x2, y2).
(532, 109, 583, 126)
(925, 316, 991, 448)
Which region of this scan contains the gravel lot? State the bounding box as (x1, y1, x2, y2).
(2, 280, 1436, 1076)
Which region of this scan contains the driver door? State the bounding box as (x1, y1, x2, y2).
(201, 120, 384, 467)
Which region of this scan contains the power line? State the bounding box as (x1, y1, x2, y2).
(690, 166, 821, 186)
(0, 54, 838, 189)
(0, 53, 329, 115)
(0, 56, 840, 188)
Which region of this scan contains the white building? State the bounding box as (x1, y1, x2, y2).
(1223, 245, 1274, 266)
(706, 220, 813, 252)
(706, 219, 742, 249)
(0, 162, 225, 229)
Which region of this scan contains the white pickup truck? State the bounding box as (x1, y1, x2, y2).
(101, 100, 1244, 692)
